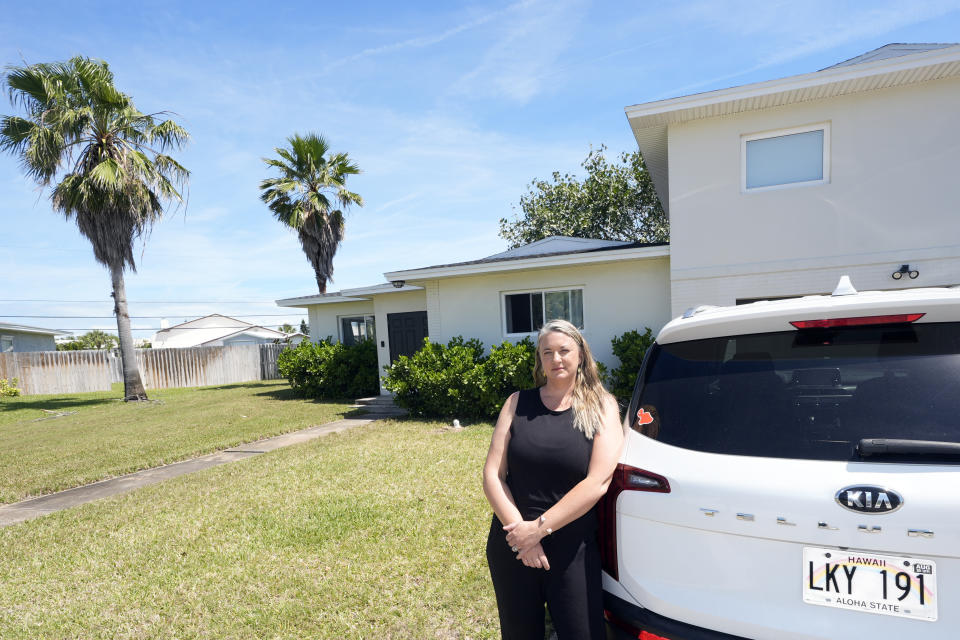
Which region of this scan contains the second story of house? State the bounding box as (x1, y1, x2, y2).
(626, 43, 960, 284)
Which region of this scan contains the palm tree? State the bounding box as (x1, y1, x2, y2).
(1, 57, 189, 400)
(260, 133, 363, 293)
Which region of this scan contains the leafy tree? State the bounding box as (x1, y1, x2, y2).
(278, 323, 295, 334)
(57, 329, 120, 351)
(2, 57, 189, 401)
(299, 319, 309, 335)
(260, 133, 363, 293)
(499, 146, 667, 248)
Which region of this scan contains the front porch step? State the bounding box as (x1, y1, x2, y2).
(352, 395, 408, 417)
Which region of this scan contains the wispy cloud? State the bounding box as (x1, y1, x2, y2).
(653, 0, 960, 99)
(313, 1, 536, 76)
(449, 0, 588, 104)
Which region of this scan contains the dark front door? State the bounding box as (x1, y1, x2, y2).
(387, 311, 428, 362)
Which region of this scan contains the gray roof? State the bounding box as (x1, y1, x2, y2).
(393, 238, 669, 274)
(0, 322, 70, 336)
(823, 43, 958, 70)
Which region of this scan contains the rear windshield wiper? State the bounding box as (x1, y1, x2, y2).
(858, 438, 960, 458)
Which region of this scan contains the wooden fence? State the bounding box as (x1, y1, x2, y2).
(0, 343, 289, 396)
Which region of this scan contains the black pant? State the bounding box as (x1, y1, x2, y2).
(486, 516, 605, 640)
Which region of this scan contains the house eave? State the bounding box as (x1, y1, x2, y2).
(626, 44, 960, 217)
(0, 323, 71, 337)
(625, 44, 960, 126)
(276, 295, 371, 307)
(384, 244, 670, 282)
(198, 326, 288, 345)
(275, 283, 423, 308)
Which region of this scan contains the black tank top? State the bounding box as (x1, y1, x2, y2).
(506, 388, 597, 535)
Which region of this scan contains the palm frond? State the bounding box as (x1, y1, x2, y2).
(4, 64, 56, 113)
(0, 115, 33, 153)
(88, 157, 124, 188)
(153, 154, 190, 183)
(148, 118, 190, 150)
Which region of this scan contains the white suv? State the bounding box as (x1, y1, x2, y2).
(600, 278, 959, 639)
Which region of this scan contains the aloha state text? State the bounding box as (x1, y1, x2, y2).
(835, 598, 901, 613)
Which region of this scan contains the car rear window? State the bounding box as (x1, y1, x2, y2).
(634, 322, 960, 462)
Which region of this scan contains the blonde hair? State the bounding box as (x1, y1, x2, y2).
(534, 319, 610, 439)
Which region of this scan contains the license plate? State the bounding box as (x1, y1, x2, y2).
(803, 547, 937, 622)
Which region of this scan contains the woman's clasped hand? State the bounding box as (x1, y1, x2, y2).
(513, 539, 550, 570)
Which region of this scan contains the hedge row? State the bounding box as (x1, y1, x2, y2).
(277, 338, 379, 399)
(383, 337, 536, 420)
(277, 328, 655, 419)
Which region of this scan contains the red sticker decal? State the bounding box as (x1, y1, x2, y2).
(636, 408, 654, 426)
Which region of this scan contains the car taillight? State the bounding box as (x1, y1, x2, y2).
(604, 609, 673, 639)
(599, 464, 670, 581)
(790, 313, 924, 329)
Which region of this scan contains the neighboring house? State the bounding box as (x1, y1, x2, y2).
(152, 314, 304, 349)
(0, 322, 70, 353)
(626, 42, 960, 315)
(277, 236, 672, 391)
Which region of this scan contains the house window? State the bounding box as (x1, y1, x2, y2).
(339, 316, 375, 346)
(742, 123, 830, 191)
(504, 289, 583, 335)
(1, 335, 12, 353)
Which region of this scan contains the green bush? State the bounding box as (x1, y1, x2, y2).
(277, 339, 379, 399)
(0, 377, 21, 398)
(609, 328, 655, 404)
(384, 336, 535, 421)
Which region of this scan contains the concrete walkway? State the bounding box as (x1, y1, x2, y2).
(0, 397, 407, 528)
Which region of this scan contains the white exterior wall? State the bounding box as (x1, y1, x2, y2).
(667, 76, 960, 315)
(308, 301, 374, 344)
(417, 257, 672, 369)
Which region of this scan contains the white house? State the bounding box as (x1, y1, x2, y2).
(152, 314, 304, 349)
(277, 237, 672, 391)
(626, 42, 960, 315)
(0, 322, 70, 352)
(277, 43, 960, 392)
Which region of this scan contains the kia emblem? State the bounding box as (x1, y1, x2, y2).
(835, 485, 903, 514)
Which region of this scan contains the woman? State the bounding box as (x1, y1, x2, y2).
(483, 319, 623, 639)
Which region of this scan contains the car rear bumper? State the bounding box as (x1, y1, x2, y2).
(604, 593, 748, 640)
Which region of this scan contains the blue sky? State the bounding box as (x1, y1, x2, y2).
(3, 0, 960, 339)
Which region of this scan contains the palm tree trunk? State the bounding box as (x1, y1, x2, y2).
(110, 264, 148, 401)
(313, 255, 327, 293)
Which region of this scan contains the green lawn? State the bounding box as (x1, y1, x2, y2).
(0, 419, 500, 639)
(0, 381, 351, 504)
